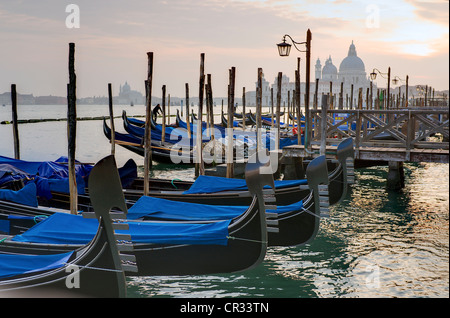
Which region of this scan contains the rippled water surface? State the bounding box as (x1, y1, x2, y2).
(127, 163, 449, 298)
(0, 105, 448, 298)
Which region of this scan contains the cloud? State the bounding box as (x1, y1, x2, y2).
(406, 0, 449, 26)
(0, 0, 447, 97)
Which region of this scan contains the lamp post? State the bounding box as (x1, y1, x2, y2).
(416, 85, 426, 106)
(392, 75, 409, 107)
(277, 29, 312, 148)
(370, 67, 391, 109)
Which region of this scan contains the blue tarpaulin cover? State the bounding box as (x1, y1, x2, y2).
(127, 195, 303, 221)
(0, 155, 137, 197)
(0, 183, 38, 207)
(12, 212, 231, 246)
(182, 175, 307, 194)
(0, 155, 88, 196)
(0, 251, 74, 279)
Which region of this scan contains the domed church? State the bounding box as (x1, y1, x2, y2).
(314, 41, 372, 104)
(246, 41, 373, 108)
(338, 41, 369, 89)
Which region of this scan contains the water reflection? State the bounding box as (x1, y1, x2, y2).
(126, 163, 448, 298)
(1, 105, 447, 298)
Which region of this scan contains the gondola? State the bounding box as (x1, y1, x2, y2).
(0, 155, 272, 276)
(103, 118, 195, 164)
(221, 111, 242, 128)
(117, 137, 354, 207)
(4, 151, 332, 248)
(0, 156, 135, 297)
(126, 153, 331, 247)
(1, 136, 354, 209)
(288, 111, 306, 123)
(233, 112, 255, 126)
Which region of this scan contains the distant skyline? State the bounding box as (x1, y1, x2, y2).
(0, 0, 448, 99)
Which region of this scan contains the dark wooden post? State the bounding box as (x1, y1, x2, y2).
(185, 83, 191, 139)
(207, 74, 215, 140)
(108, 83, 115, 155)
(319, 94, 328, 156)
(305, 29, 312, 150)
(405, 75, 409, 107)
(256, 68, 263, 150)
(329, 81, 333, 109)
(143, 52, 154, 196)
(161, 85, 166, 142)
(10, 84, 20, 159)
(350, 84, 354, 110)
(314, 78, 319, 110)
(387, 66, 391, 109)
(67, 43, 77, 215)
(195, 53, 205, 176)
(226, 67, 235, 178)
(205, 84, 210, 136)
(276, 72, 282, 148)
(295, 69, 301, 145)
(167, 94, 171, 125)
(271, 87, 274, 128)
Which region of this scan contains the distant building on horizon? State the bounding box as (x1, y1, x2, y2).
(117, 81, 144, 105)
(245, 41, 376, 108)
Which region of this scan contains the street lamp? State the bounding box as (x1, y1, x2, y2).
(276, 35, 308, 56)
(276, 29, 312, 148)
(416, 85, 428, 106)
(392, 75, 409, 107)
(276, 37, 292, 57)
(370, 67, 391, 109)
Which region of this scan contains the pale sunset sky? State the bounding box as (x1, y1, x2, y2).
(0, 0, 448, 98)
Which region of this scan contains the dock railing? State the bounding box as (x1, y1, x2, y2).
(309, 107, 449, 161)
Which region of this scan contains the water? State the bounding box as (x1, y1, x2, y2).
(0, 104, 448, 298)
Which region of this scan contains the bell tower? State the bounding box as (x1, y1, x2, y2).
(315, 58, 322, 80)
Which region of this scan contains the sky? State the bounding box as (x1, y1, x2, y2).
(0, 0, 448, 99)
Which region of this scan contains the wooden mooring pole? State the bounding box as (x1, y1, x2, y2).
(108, 83, 115, 156)
(143, 52, 154, 196)
(276, 72, 282, 148)
(185, 83, 191, 139)
(207, 74, 215, 142)
(67, 43, 78, 215)
(256, 68, 263, 151)
(226, 67, 236, 178)
(10, 84, 20, 159)
(161, 85, 166, 142)
(195, 53, 205, 176)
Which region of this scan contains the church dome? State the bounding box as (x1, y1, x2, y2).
(322, 55, 337, 76)
(339, 41, 365, 73)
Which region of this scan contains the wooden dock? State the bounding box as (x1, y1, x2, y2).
(283, 143, 449, 163)
(294, 106, 448, 161)
(284, 105, 448, 188)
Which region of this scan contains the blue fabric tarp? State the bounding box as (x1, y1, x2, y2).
(182, 175, 308, 194)
(0, 155, 137, 196)
(127, 195, 303, 221)
(0, 155, 88, 196)
(0, 155, 92, 179)
(12, 212, 231, 246)
(0, 251, 74, 279)
(0, 183, 39, 207)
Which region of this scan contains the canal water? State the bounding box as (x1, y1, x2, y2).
(0, 104, 448, 298)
